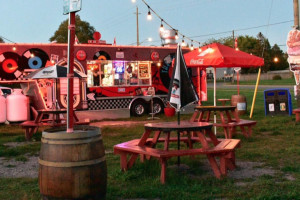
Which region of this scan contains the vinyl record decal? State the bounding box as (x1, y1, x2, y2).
(93, 51, 111, 60)
(21, 48, 49, 69)
(0, 52, 22, 80)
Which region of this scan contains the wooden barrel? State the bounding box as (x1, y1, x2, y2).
(39, 125, 107, 200)
(231, 95, 247, 115)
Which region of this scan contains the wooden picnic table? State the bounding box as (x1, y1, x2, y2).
(21, 109, 88, 140)
(34, 109, 79, 126)
(190, 106, 256, 138)
(217, 98, 231, 106)
(114, 121, 240, 184)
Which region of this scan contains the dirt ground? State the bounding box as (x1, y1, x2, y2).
(0, 121, 295, 183)
(0, 150, 295, 183)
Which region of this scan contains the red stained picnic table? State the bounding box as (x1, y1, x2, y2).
(190, 106, 256, 138)
(114, 121, 240, 184)
(20, 109, 89, 140)
(217, 98, 231, 106)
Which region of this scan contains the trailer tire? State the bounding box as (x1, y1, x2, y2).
(130, 100, 147, 117)
(152, 99, 164, 114)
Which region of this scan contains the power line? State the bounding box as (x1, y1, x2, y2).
(189, 20, 293, 39)
(0, 35, 16, 43)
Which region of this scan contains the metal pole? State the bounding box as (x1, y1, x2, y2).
(294, 0, 299, 29)
(197, 67, 201, 105)
(67, 12, 76, 133)
(136, 6, 140, 46)
(237, 71, 240, 95)
(213, 67, 217, 134)
(250, 67, 261, 118)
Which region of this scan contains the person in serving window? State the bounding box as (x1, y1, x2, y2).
(93, 69, 100, 86)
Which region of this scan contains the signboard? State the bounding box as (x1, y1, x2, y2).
(116, 52, 124, 59)
(151, 52, 159, 61)
(138, 63, 150, 79)
(63, 0, 82, 15)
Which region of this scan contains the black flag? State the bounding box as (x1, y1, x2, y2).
(167, 45, 199, 111)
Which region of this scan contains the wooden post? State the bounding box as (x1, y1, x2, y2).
(67, 12, 76, 133)
(294, 0, 299, 29)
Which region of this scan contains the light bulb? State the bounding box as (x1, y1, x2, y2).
(160, 23, 164, 32)
(190, 44, 194, 51)
(175, 31, 179, 40)
(147, 11, 152, 20)
(181, 39, 185, 46)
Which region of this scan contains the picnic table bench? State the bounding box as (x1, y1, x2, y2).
(114, 121, 241, 184)
(20, 109, 90, 140)
(190, 106, 257, 138)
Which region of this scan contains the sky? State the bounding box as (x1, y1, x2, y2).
(0, 0, 294, 52)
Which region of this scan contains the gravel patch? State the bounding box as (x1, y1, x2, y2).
(3, 141, 39, 148)
(0, 155, 39, 178)
(227, 161, 276, 179)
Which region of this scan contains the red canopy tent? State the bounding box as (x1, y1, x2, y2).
(184, 43, 264, 117)
(184, 42, 264, 68)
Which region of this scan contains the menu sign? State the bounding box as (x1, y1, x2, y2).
(138, 63, 150, 79)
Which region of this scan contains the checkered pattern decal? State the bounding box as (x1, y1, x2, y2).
(88, 98, 132, 110)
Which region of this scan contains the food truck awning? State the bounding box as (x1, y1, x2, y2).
(25, 65, 87, 79)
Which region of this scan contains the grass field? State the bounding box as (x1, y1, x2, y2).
(0, 87, 299, 200)
(232, 78, 295, 86)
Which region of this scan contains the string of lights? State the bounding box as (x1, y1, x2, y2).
(139, 0, 201, 49)
(134, 0, 292, 49)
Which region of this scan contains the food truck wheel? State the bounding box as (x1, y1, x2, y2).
(152, 99, 164, 114)
(130, 100, 147, 116)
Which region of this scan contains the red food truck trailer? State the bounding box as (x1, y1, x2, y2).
(0, 42, 207, 116)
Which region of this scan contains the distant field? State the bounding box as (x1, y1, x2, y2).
(233, 78, 295, 86)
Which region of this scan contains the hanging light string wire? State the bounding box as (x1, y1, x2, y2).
(141, 0, 291, 48)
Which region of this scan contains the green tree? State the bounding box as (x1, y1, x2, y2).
(0, 37, 4, 43)
(50, 15, 95, 43)
(270, 44, 289, 71)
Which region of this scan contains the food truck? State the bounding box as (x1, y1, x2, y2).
(0, 42, 207, 116)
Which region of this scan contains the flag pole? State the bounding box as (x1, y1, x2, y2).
(177, 110, 180, 166)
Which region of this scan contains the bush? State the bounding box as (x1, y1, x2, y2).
(272, 75, 282, 80)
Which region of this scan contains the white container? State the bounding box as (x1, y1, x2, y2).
(0, 95, 6, 123)
(7, 89, 29, 122)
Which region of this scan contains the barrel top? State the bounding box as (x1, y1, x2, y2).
(42, 126, 101, 139)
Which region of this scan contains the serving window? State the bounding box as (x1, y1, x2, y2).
(87, 60, 152, 87)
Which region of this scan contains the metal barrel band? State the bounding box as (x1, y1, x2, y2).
(41, 135, 102, 145)
(39, 156, 106, 168)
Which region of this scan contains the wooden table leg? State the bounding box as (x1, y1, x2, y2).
(160, 158, 167, 184)
(206, 155, 222, 179)
(164, 132, 170, 151)
(138, 130, 152, 146)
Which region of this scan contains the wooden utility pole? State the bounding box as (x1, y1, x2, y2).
(135, 6, 140, 46)
(294, 0, 299, 29)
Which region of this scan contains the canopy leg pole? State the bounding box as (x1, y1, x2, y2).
(213, 68, 217, 135)
(250, 67, 261, 118)
(197, 67, 201, 105)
